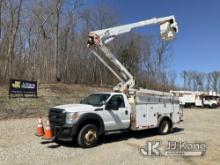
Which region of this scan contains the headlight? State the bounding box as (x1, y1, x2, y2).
(66, 112, 79, 125)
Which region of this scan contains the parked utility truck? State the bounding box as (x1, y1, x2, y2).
(48, 16, 182, 148)
(170, 90, 219, 108)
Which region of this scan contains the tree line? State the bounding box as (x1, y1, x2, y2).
(182, 70, 220, 93)
(0, 0, 177, 91)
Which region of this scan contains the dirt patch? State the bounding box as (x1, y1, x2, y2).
(0, 83, 110, 120)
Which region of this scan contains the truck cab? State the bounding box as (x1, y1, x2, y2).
(49, 93, 131, 147)
(203, 96, 218, 108)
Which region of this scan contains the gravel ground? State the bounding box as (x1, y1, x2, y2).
(0, 108, 220, 165)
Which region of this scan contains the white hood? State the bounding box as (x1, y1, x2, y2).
(54, 104, 97, 113)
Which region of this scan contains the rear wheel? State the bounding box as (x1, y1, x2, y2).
(158, 119, 171, 135)
(77, 124, 99, 148)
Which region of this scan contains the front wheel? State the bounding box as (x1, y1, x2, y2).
(158, 119, 171, 135)
(211, 104, 217, 108)
(77, 124, 99, 148)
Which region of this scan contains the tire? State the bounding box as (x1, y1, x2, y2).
(211, 104, 217, 108)
(77, 124, 99, 148)
(158, 119, 171, 135)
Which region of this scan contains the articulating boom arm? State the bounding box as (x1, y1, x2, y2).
(87, 15, 178, 92)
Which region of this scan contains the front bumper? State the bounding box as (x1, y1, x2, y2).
(51, 124, 77, 141)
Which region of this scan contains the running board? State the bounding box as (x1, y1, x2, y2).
(105, 129, 128, 135)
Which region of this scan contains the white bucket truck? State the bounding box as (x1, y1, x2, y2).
(48, 16, 182, 148)
(170, 90, 219, 108)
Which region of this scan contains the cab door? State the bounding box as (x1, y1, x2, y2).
(103, 94, 130, 131)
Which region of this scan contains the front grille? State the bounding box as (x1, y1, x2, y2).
(49, 108, 66, 126)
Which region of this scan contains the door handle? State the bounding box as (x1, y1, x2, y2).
(125, 110, 128, 115)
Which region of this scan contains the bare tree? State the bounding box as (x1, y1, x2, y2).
(3, 0, 23, 80)
(0, 0, 3, 39)
(81, 2, 117, 85)
(182, 70, 220, 93)
(54, 0, 63, 82)
(209, 71, 220, 93)
(0, 0, 178, 92)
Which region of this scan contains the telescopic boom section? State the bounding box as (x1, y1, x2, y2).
(87, 15, 178, 92)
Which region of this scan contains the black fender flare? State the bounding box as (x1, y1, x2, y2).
(75, 113, 105, 135)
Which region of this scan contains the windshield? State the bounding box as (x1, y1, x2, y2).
(80, 94, 110, 106)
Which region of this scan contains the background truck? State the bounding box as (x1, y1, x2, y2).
(170, 90, 219, 108)
(48, 15, 181, 148)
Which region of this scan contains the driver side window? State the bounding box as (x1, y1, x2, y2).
(108, 95, 125, 108)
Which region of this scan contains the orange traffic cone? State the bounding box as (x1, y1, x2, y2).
(43, 120, 53, 140)
(35, 117, 44, 137)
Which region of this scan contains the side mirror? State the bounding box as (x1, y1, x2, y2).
(80, 99, 85, 104)
(101, 100, 106, 105)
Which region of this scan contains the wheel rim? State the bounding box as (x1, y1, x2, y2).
(161, 122, 169, 133)
(84, 129, 97, 145)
